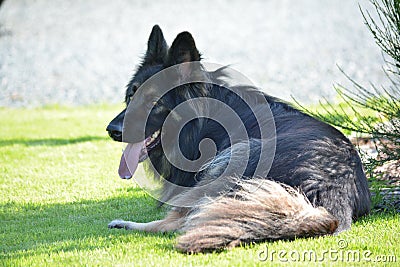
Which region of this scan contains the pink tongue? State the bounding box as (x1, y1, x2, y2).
(118, 142, 144, 179)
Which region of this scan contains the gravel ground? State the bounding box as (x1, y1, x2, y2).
(0, 0, 391, 107)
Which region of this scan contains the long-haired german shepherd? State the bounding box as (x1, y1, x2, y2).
(106, 25, 371, 253)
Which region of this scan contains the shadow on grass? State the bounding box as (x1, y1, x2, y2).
(0, 187, 173, 259)
(0, 136, 108, 147)
(1, 186, 397, 262)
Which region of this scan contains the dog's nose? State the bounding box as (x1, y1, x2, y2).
(106, 109, 126, 142)
(106, 123, 123, 142)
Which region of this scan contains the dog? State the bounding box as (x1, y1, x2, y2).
(106, 25, 371, 253)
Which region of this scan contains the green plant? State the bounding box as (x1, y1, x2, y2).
(297, 0, 400, 170)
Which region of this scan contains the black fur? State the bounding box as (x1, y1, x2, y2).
(107, 25, 371, 251)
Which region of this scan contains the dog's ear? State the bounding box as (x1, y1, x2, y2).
(166, 31, 201, 79)
(166, 31, 201, 66)
(144, 25, 168, 65)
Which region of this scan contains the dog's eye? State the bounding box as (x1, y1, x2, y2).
(130, 84, 139, 94)
(126, 94, 134, 104)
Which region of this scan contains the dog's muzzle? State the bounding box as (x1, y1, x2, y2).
(106, 109, 125, 142)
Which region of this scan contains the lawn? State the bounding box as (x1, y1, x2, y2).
(0, 105, 399, 266)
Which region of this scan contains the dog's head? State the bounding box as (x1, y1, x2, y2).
(106, 25, 167, 142)
(106, 25, 205, 179)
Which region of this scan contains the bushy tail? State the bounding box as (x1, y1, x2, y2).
(176, 179, 338, 253)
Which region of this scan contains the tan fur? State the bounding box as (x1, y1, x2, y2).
(175, 179, 338, 253)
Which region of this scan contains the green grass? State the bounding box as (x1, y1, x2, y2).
(294, 100, 380, 136)
(0, 105, 399, 266)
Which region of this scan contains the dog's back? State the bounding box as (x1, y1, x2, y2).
(269, 98, 371, 229)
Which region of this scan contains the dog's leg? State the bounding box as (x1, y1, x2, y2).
(108, 219, 165, 231)
(108, 208, 188, 233)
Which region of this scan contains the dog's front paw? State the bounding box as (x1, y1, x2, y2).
(108, 219, 131, 229)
